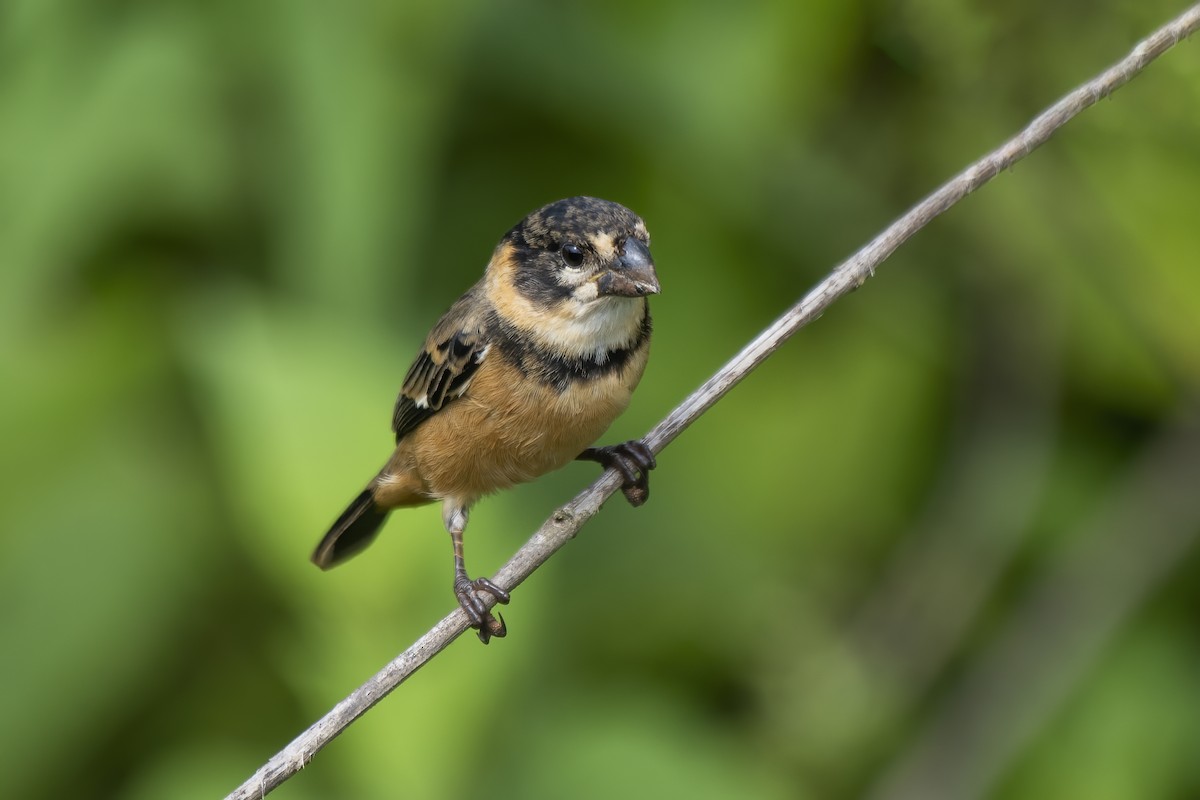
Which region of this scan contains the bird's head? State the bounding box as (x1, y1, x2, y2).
(496, 196, 660, 310)
(485, 197, 659, 359)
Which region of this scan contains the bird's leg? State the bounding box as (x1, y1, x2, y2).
(444, 505, 510, 644)
(577, 439, 657, 507)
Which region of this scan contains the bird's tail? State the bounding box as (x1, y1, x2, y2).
(311, 487, 390, 569)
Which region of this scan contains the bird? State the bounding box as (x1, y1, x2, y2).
(311, 196, 660, 643)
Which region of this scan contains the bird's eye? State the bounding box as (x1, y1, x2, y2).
(560, 243, 585, 268)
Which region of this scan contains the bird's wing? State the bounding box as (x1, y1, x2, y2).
(392, 290, 491, 443)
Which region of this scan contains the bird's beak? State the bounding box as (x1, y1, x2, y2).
(596, 238, 660, 298)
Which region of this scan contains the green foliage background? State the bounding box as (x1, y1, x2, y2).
(4, 2, 1200, 798)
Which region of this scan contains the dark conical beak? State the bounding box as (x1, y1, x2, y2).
(596, 237, 660, 298)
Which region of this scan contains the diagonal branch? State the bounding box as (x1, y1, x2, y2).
(225, 6, 1200, 798)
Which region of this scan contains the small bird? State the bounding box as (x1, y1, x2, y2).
(312, 196, 660, 643)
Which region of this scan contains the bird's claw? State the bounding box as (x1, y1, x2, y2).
(579, 439, 657, 506)
(454, 576, 510, 644)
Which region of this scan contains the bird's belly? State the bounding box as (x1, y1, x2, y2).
(404, 371, 633, 502)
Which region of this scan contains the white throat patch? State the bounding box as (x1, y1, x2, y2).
(540, 294, 646, 361)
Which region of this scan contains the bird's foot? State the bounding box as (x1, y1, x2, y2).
(454, 576, 510, 644)
(578, 439, 657, 507)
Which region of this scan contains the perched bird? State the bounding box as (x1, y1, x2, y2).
(312, 196, 660, 643)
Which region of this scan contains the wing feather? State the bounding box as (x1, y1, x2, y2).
(391, 290, 490, 443)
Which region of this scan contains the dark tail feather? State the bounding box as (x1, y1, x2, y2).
(311, 487, 390, 569)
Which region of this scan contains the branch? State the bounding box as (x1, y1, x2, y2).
(225, 6, 1200, 798)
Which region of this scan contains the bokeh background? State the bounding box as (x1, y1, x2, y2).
(4, 1, 1200, 798)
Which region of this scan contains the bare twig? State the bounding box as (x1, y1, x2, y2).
(225, 6, 1200, 798)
